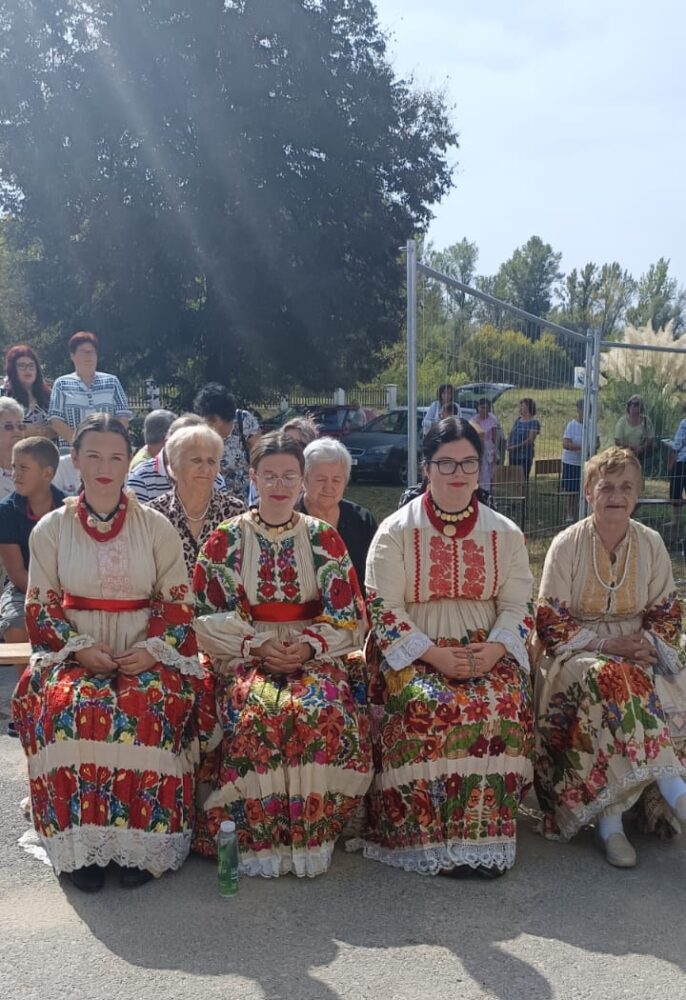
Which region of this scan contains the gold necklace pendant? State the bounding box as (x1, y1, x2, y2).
(443, 523, 457, 537)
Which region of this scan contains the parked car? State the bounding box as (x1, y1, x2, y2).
(261, 404, 377, 438)
(344, 384, 515, 485)
(345, 408, 429, 485)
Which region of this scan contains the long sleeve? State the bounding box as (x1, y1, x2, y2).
(488, 530, 535, 673)
(305, 522, 365, 659)
(25, 512, 97, 671)
(642, 533, 686, 674)
(365, 523, 432, 670)
(536, 531, 598, 654)
(193, 524, 257, 665)
(111, 376, 133, 419)
(421, 401, 440, 434)
(134, 510, 203, 677)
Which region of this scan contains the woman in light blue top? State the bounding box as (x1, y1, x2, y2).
(421, 383, 461, 435)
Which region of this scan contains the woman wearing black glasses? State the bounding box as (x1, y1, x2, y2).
(192, 431, 372, 878)
(351, 416, 535, 878)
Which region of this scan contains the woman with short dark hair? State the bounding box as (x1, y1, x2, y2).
(351, 416, 535, 878)
(192, 430, 371, 877)
(506, 397, 540, 479)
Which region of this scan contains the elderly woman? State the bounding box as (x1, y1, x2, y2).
(614, 394, 654, 464)
(0, 397, 25, 499)
(535, 447, 686, 867)
(4, 345, 56, 440)
(146, 423, 245, 578)
(192, 431, 371, 878)
(351, 417, 535, 877)
(295, 437, 377, 591)
(282, 415, 319, 448)
(11, 414, 216, 892)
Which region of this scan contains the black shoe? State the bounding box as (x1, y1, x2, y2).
(70, 865, 106, 893)
(119, 867, 154, 889)
(7, 721, 19, 738)
(475, 864, 508, 879)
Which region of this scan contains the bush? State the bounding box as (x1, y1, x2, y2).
(461, 326, 573, 388)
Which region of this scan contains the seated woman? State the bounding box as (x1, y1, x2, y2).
(192, 431, 372, 877)
(535, 447, 686, 868)
(296, 437, 377, 593)
(11, 414, 216, 893)
(147, 423, 245, 578)
(352, 417, 535, 877)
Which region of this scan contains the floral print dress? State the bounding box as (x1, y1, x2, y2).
(11, 494, 218, 876)
(192, 512, 372, 877)
(350, 494, 535, 874)
(534, 517, 686, 839)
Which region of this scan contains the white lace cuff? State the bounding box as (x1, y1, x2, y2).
(384, 632, 433, 670)
(30, 634, 96, 673)
(134, 637, 205, 678)
(488, 627, 530, 674)
(649, 632, 684, 676)
(556, 627, 599, 655)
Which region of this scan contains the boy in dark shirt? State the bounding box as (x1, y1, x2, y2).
(0, 437, 64, 734)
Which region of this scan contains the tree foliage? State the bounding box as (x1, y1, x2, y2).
(0, 0, 457, 396)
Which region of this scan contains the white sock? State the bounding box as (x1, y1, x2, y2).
(656, 776, 686, 810)
(597, 812, 624, 840)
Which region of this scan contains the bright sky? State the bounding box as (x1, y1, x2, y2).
(373, 0, 685, 283)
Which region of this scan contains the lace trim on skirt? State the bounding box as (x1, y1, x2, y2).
(18, 825, 191, 876)
(346, 836, 516, 874)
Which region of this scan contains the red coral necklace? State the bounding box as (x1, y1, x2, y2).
(77, 491, 128, 542)
(424, 491, 478, 538)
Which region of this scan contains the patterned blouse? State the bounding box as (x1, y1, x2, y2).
(146, 489, 246, 579)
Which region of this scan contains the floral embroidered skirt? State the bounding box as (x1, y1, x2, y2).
(12, 662, 217, 875)
(193, 654, 372, 877)
(534, 652, 686, 839)
(350, 645, 534, 874)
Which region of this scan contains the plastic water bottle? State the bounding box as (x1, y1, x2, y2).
(217, 819, 239, 897)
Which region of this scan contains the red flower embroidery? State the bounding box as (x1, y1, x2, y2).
(319, 528, 346, 559)
(203, 529, 229, 563)
(329, 578, 352, 610)
(461, 539, 486, 599)
(207, 575, 227, 611)
(429, 535, 453, 598)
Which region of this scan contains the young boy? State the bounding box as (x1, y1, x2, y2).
(0, 437, 64, 735)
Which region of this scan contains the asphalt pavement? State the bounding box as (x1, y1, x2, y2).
(2, 669, 685, 1000)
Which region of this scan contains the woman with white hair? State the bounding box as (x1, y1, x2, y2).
(296, 437, 377, 591)
(147, 423, 245, 578)
(0, 397, 25, 499)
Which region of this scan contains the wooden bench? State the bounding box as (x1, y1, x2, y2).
(0, 643, 32, 667)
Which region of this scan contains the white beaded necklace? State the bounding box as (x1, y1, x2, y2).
(177, 492, 211, 523)
(591, 529, 632, 592)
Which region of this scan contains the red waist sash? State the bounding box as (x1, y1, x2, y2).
(250, 600, 322, 623)
(62, 594, 151, 613)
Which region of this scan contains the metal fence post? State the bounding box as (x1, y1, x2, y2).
(406, 239, 418, 487)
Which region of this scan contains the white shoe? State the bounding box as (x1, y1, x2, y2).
(598, 830, 637, 868)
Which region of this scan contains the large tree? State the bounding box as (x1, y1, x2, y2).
(495, 235, 563, 339)
(626, 258, 685, 335)
(0, 0, 456, 396)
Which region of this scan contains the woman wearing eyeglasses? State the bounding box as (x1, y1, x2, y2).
(351, 417, 535, 878)
(0, 398, 26, 498)
(3, 345, 57, 442)
(192, 431, 372, 878)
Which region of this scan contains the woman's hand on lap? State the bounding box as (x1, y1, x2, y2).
(254, 639, 313, 674)
(601, 634, 657, 666)
(423, 641, 505, 680)
(115, 648, 157, 676)
(75, 643, 118, 676)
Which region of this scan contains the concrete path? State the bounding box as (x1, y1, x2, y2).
(2, 670, 685, 1000)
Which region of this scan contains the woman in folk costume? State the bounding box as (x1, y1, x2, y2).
(192, 431, 371, 877)
(12, 414, 216, 893)
(535, 447, 686, 867)
(351, 417, 535, 877)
